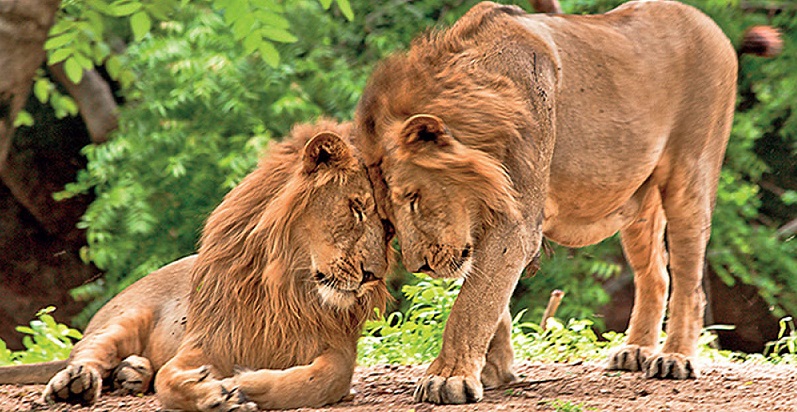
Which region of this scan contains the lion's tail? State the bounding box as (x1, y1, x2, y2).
(0, 360, 67, 384)
(530, 0, 561, 14)
(739, 25, 783, 57)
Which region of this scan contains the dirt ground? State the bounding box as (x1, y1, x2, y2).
(1, 360, 795, 412)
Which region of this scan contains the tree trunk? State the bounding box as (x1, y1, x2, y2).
(0, 0, 61, 171)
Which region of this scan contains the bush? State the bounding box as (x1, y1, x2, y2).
(0, 307, 82, 366)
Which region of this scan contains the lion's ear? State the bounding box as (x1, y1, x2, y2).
(302, 131, 353, 173)
(399, 114, 453, 147)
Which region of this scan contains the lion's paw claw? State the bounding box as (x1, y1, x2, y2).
(606, 344, 653, 372)
(643, 352, 699, 379)
(43, 364, 102, 405)
(414, 374, 482, 404)
(201, 384, 258, 412)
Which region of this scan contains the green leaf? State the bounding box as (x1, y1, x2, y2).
(33, 79, 50, 103)
(243, 31, 261, 55)
(105, 55, 122, 80)
(335, 0, 354, 21)
(73, 52, 94, 70)
(254, 10, 290, 29)
(318, 0, 333, 9)
(48, 47, 72, 65)
(232, 13, 255, 40)
(260, 27, 297, 43)
(13, 111, 34, 128)
(64, 57, 84, 84)
(109, 0, 142, 16)
(131, 11, 152, 41)
(258, 40, 279, 67)
(15, 327, 35, 335)
(44, 32, 76, 50)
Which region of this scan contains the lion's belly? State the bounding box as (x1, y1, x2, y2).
(542, 153, 663, 248)
(543, 190, 643, 248)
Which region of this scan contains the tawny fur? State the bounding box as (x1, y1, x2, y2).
(355, 0, 748, 404)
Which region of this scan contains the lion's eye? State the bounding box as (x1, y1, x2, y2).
(408, 192, 419, 213)
(350, 200, 366, 222)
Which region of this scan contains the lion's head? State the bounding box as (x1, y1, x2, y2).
(355, 48, 527, 279)
(294, 128, 389, 308)
(352, 21, 538, 280)
(194, 120, 388, 318)
(377, 115, 520, 279)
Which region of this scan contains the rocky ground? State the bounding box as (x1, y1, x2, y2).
(1, 361, 795, 411)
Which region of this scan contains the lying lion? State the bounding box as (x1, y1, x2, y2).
(0, 119, 390, 411)
(354, 0, 778, 404)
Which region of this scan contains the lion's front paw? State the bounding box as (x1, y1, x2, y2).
(414, 374, 483, 404)
(199, 383, 258, 412)
(606, 344, 654, 372)
(42, 364, 102, 404)
(111, 355, 154, 395)
(643, 352, 699, 379)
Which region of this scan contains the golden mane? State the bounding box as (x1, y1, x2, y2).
(185, 119, 388, 375)
(355, 4, 536, 223)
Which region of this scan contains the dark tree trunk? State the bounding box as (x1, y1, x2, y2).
(0, 0, 61, 171)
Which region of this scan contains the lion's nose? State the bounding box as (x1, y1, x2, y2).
(359, 262, 379, 285)
(415, 258, 434, 274)
(461, 244, 472, 259)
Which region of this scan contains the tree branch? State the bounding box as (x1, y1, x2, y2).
(49, 63, 118, 144)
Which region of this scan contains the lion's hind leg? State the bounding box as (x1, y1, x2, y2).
(481, 306, 516, 388)
(643, 176, 714, 380)
(607, 188, 668, 373)
(42, 363, 102, 405)
(43, 312, 155, 404)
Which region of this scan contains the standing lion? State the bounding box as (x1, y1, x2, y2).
(354, 0, 769, 405)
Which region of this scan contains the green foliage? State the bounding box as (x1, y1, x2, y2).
(0, 308, 82, 366)
(359, 274, 622, 366)
(512, 316, 624, 363)
(515, 241, 622, 330)
(47, 0, 351, 89)
(544, 399, 595, 412)
(763, 317, 797, 364)
(359, 273, 461, 365)
(357, 276, 792, 366)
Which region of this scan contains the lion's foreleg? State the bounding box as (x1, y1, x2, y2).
(155, 345, 257, 412)
(415, 226, 532, 404)
(481, 305, 516, 388)
(43, 312, 154, 404)
(231, 349, 355, 409)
